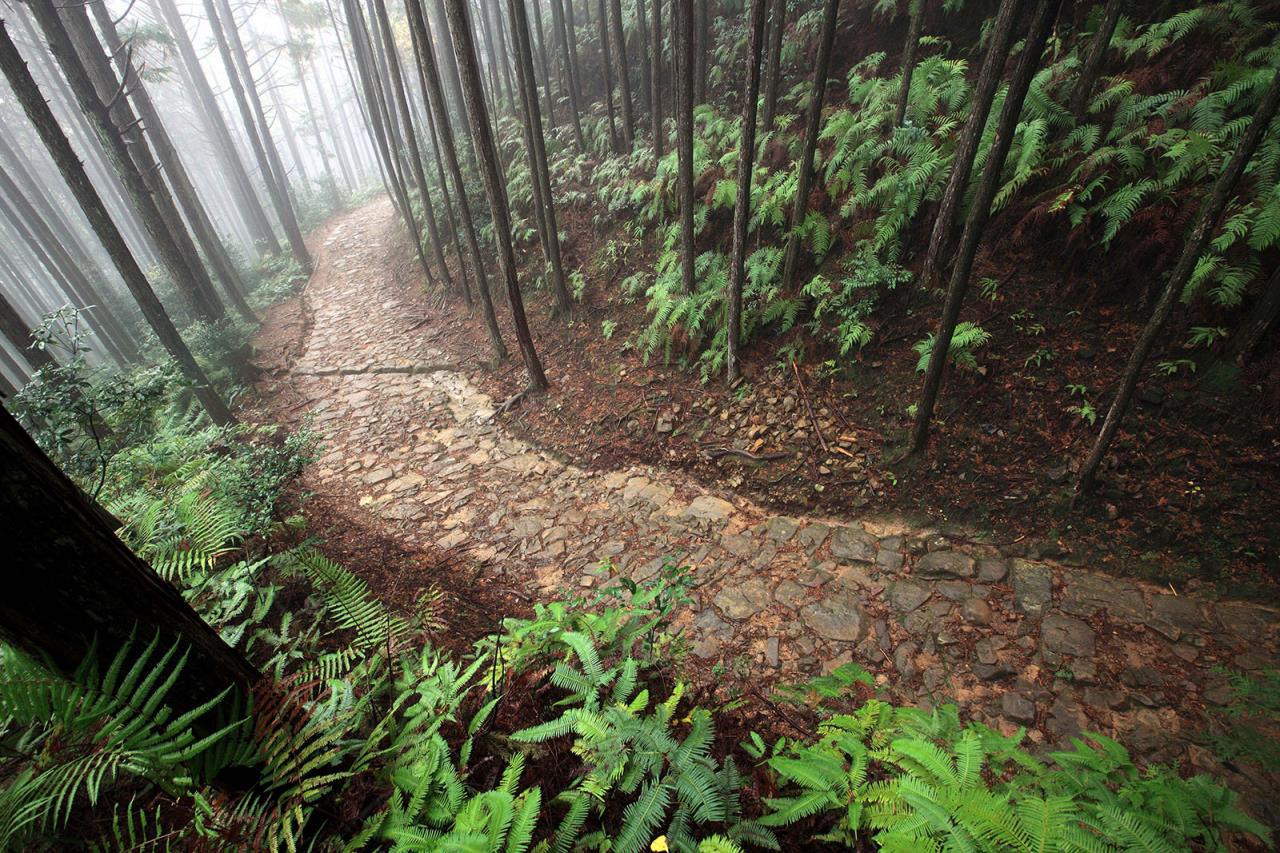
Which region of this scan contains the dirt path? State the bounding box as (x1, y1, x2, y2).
(255, 197, 1279, 810)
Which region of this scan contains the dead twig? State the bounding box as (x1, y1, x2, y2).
(700, 445, 792, 463)
(791, 359, 830, 455)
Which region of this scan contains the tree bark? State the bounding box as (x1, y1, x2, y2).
(0, 20, 234, 426)
(635, 0, 653, 116)
(151, 0, 280, 254)
(0, 289, 55, 373)
(509, 0, 573, 314)
(89, 1, 257, 325)
(694, 0, 708, 106)
(919, 0, 1022, 291)
(608, 0, 635, 149)
(779, 0, 840, 291)
(675, 0, 696, 294)
(759, 0, 785, 136)
(893, 0, 924, 127)
(531, 0, 558, 127)
(1068, 0, 1123, 122)
(726, 0, 767, 384)
(205, 0, 313, 274)
(1074, 66, 1280, 499)
(1229, 265, 1280, 365)
(550, 0, 587, 152)
(598, 0, 619, 151)
(30, 3, 229, 329)
(650, 0, 665, 155)
(443, 0, 549, 388)
(407, 0, 509, 359)
(0, 404, 258, 713)
(911, 0, 1057, 455)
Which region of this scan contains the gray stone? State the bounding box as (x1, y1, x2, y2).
(773, 580, 807, 608)
(720, 533, 755, 558)
(684, 495, 736, 522)
(894, 641, 918, 678)
(890, 581, 931, 613)
(1002, 692, 1037, 723)
(1046, 697, 1087, 740)
(830, 526, 878, 563)
(764, 637, 781, 667)
(961, 597, 994, 625)
(797, 523, 830, 553)
(1011, 560, 1053, 618)
(977, 558, 1009, 583)
(1148, 595, 1203, 641)
(363, 467, 394, 484)
(1041, 613, 1095, 664)
(1216, 602, 1276, 643)
(801, 596, 865, 642)
(1060, 572, 1146, 622)
(916, 550, 976, 579)
(876, 549, 904, 572)
(764, 516, 800, 542)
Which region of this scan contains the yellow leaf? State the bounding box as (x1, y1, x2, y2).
(651, 836, 670, 852)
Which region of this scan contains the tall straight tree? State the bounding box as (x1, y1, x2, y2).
(1074, 67, 1280, 499)
(635, 0, 653, 116)
(726, 0, 768, 384)
(694, 0, 708, 105)
(509, 0, 572, 313)
(89, 1, 257, 324)
(276, 2, 341, 196)
(893, 0, 924, 127)
(918, 0, 1022, 290)
(779, 0, 840, 291)
(26, 3, 228, 328)
(371, 0, 454, 293)
(0, 20, 234, 425)
(911, 0, 1058, 454)
(151, 0, 279, 254)
(1, 405, 258, 714)
(1068, 0, 1124, 122)
(675, 0, 695, 294)
(650, 0, 664, 154)
(608, 0, 635, 149)
(598, 0, 619, 150)
(204, 0, 313, 274)
(759, 0, 785, 135)
(550, 0, 587, 151)
(406, 0, 508, 359)
(442, 0, 549, 389)
(530, 0, 557, 124)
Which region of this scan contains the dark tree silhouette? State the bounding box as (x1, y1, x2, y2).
(1069, 0, 1124, 122)
(893, 0, 924, 127)
(759, 0, 785, 135)
(675, 0, 695, 294)
(609, 0, 635, 149)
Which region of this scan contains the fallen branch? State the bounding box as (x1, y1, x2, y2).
(700, 445, 792, 463)
(791, 359, 830, 455)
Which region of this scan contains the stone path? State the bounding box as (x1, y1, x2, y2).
(264, 198, 1278, 784)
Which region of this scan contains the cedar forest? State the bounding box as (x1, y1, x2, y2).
(2, 0, 1280, 848)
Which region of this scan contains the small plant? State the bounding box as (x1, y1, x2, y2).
(914, 322, 992, 373)
(602, 319, 618, 339)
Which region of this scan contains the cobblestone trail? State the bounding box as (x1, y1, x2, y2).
(264, 197, 1278, 790)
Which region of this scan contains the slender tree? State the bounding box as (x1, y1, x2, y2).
(1069, 0, 1124, 122)
(918, 0, 1022, 290)
(726, 0, 768, 384)
(509, 0, 573, 314)
(893, 0, 924, 127)
(29, 3, 229, 328)
(550, 0, 587, 151)
(407, 0, 508, 359)
(759, 0, 785, 135)
(1229, 265, 1280, 366)
(608, 0, 635, 149)
(531, 0, 557, 124)
(205, 0, 313, 274)
(598, 0, 619, 150)
(1074, 67, 1280, 499)
(779, 0, 840, 291)
(636, 0, 653, 116)
(911, 0, 1058, 454)
(151, 0, 280, 253)
(0, 404, 258, 713)
(0, 19, 234, 425)
(694, 0, 708, 106)
(0, 290, 56, 374)
(442, 0, 548, 388)
(650, 0, 664, 154)
(89, 1, 257, 324)
(675, 0, 696, 294)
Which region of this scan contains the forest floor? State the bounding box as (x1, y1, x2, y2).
(248, 196, 1280, 822)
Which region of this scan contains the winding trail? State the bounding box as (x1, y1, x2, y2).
(258, 197, 1279, 806)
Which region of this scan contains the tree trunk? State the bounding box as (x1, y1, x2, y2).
(918, 0, 1022, 291)
(779, 0, 840, 291)
(205, 0, 313, 274)
(675, 0, 696, 294)
(89, 1, 258, 325)
(726, 0, 767, 384)
(408, 0, 509, 359)
(433, 0, 470, 126)
(911, 0, 1057, 455)
(0, 289, 55, 373)
(1068, 0, 1123, 122)
(1229, 265, 1280, 365)
(550, 0, 587, 152)
(0, 404, 258, 713)
(608, 0, 635, 149)
(598, 0, 619, 151)
(442, 0, 549, 388)
(31, 4, 229, 330)
(371, 0, 454, 293)
(759, 0, 785, 136)
(0, 20, 234, 426)
(694, 0, 708, 106)
(509, 0, 573, 314)
(650, 0, 664, 155)
(531, 0, 558, 128)
(636, 0, 653, 116)
(151, 0, 280, 254)
(1074, 66, 1280, 499)
(893, 0, 924, 127)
